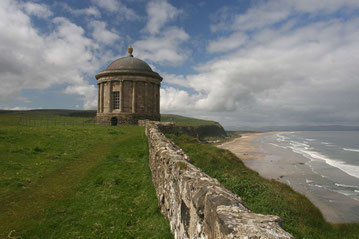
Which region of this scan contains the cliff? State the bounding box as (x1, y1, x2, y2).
(161, 114, 227, 139)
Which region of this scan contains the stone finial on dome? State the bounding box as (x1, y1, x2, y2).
(128, 45, 133, 57)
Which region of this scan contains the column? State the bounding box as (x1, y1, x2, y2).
(144, 82, 148, 113)
(108, 81, 112, 112)
(119, 81, 123, 112)
(157, 84, 160, 114)
(97, 83, 100, 113)
(132, 81, 136, 113)
(100, 83, 104, 113)
(153, 83, 157, 113)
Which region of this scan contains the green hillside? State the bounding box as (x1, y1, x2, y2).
(161, 114, 227, 140)
(161, 114, 219, 126)
(0, 113, 171, 238)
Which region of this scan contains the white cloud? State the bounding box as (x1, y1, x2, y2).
(4, 106, 32, 110)
(89, 20, 120, 45)
(131, 0, 189, 66)
(162, 16, 359, 126)
(207, 32, 248, 53)
(91, 0, 139, 20)
(64, 84, 97, 110)
(232, 1, 290, 32)
(160, 87, 202, 112)
(145, 0, 182, 34)
(21, 2, 53, 18)
(211, 0, 359, 32)
(290, 0, 359, 13)
(76, 7, 100, 17)
(161, 73, 187, 87)
(127, 0, 190, 66)
(0, 0, 112, 109)
(44, 17, 97, 73)
(134, 27, 189, 65)
(160, 0, 359, 127)
(91, 0, 118, 11)
(60, 3, 101, 18)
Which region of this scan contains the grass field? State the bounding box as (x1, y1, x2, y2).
(167, 134, 359, 239)
(0, 114, 172, 238)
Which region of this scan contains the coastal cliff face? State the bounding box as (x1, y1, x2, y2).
(157, 122, 227, 140)
(140, 120, 293, 239)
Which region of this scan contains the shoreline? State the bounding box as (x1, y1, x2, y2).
(218, 132, 359, 224)
(218, 132, 267, 160)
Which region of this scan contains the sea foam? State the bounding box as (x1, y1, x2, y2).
(286, 139, 359, 180)
(335, 183, 359, 189)
(343, 148, 359, 153)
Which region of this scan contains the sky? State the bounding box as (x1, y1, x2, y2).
(1, 0, 359, 128)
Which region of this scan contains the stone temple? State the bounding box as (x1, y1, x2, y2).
(96, 46, 162, 125)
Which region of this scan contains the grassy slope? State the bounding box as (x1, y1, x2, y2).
(161, 114, 218, 126)
(0, 114, 172, 238)
(167, 134, 359, 239)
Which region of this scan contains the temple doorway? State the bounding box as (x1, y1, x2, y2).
(111, 117, 118, 126)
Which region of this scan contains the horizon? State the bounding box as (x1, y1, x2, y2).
(1, 0, 359, 128)
(2, 108, 359, 129)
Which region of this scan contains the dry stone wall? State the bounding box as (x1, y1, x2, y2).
(140, 120, 293, 239)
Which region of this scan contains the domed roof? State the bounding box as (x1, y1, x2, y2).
(106, 46, 153, 72)
(106, 56, 153, 72)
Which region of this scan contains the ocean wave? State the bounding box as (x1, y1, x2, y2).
(305, 138, 316, 141)
(289, 145, 359, 179)
(325, 188, 359, 201)
(306, 179, 313, 183)
(321, 142, 332, 145)
(333, 190, 354, 196)
(355, 190, 359, 193)
(305, 161, 328, 178)
(276, 134, 289, 142)
(335, 183, 359, 189)
(290, 141, 310, 148)
(343, 148, 359, 153)
(308, 183, 324, 188)
(268, 143, 287, 149)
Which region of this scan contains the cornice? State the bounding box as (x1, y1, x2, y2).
(96, 69, 162, 81)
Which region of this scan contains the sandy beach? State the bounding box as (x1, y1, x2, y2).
(218, 133, 266, 160)
(218, 132, 359, 223)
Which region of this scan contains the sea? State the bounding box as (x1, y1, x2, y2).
(270, 131, 359, 200)
(250, 131, 359, 222)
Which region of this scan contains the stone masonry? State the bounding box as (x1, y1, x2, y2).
(140, 120, 293, 239)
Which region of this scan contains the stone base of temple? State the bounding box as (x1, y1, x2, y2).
(96, 113, 160, 125)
